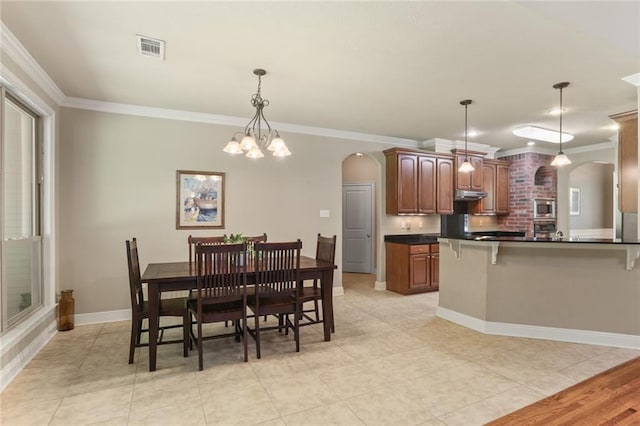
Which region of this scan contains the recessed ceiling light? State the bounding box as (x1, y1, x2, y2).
(546, 107, 566, 115)
(527, 141, 536, 146)
(513, 126, 574, 143)
(466, 130, 479, 137)
(606, 123, 620, 131)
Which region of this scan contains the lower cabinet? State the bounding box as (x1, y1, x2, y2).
(386, 242, 439, 295)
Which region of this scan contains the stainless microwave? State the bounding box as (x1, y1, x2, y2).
(533, 198, 556, 220)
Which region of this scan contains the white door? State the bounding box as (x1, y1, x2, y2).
(342, 183, 374, 273)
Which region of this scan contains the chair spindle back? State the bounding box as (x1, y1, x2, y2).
(254, 240, 301, 295)
(194, 242, 247, 303)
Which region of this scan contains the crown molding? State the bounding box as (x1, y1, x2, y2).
(0, 22, 65, 105)
(497, 140, 616, 158)
(420, 137, 501, 158)
(62, 96, 419, 147)
(564, 140, 616, 154)
(622, 73, 640, 87)
(496, 146, 556, 157)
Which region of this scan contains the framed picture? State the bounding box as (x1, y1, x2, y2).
(176, 170, 225, 229)
(570, 187, 580, 216)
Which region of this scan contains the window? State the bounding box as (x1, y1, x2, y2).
(1, 87, 42, 330)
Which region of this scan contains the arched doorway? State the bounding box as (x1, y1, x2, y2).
(341, 153, 378, 274)
(568, 161, 615, 238)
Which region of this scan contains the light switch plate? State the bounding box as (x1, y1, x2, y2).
(320, 210, 330, 218)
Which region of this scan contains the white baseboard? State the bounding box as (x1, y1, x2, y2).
(0, 319, 57, 392)
(74, 293, 348, 325)
(74, 308, 130, 326)
(436, 306, 640, 350)
(374, 281, 386, 291)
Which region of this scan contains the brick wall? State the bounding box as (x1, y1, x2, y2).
(497, 152, 557, 236)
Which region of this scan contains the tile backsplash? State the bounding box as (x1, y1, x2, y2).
(388, 215, 440, 233)
(467, 215, 499, 232)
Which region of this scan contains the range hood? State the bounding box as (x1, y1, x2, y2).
(454, 189, 487, 201)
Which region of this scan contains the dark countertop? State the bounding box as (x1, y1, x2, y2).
(384, 234, 440, 245)
(384, 231, 528, 245)
(442, 235, 640, 244)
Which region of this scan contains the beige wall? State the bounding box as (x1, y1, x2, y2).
(556, 145, 616, 234)
(58, 107, 411, 314)
(569, 162, 614, 229)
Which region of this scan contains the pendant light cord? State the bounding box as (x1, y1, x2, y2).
(460, 99, 472, 162)
(464, 102, 468, 161)
(558, 85, 563, 154)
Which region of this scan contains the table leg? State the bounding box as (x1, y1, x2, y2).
(148, 283, 160, 371)
(321, 270, 333, 341)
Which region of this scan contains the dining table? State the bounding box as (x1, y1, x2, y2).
(141, 255, 337, 371)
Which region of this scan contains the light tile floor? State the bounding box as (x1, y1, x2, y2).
(2, 273, 639, 425)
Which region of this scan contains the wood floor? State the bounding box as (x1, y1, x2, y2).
(487, 356, 640, 425)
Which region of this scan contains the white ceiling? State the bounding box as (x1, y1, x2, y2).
(1, 1, 638, 152)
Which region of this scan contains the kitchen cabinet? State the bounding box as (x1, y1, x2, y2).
(453, 150, 483, 191)
(384, 148, 454, 215)
(610, 110, 638, 213)
(475, 159, 511, 215)
(496, 161, 510, 214)
(385, 242, 439, 294)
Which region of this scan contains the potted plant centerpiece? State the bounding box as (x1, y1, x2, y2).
(224, 233, 248, 265)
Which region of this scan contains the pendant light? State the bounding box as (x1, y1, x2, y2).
(550, 82, 571, 167)
(458, 99, 474, 172)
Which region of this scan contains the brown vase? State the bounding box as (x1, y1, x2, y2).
(57, 290, 75, 331)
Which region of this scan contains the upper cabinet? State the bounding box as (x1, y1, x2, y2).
(476, 159, 511, 215)
(610, 110, 638, 213)
(495, 161, 510, 214)
(384, 148, 454, 215)
(452, 150, 483, 191)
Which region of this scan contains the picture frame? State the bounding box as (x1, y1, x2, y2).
(176, 170, 225, 229)
(570, 187, 580, 216)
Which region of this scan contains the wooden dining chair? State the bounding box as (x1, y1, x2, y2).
(243, 233, 267, 252)
(299, 234, 337, 331)
(188, 235, 227, 272)
(126, 238, 189, 364)
(247, 240, 302, 359)
(187, 242, 248, 370)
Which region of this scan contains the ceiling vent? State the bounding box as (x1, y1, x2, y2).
(136, 35, 165, 60)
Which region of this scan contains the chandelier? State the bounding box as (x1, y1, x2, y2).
(223, 68, 291, 158)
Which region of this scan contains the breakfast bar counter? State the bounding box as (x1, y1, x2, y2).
(436, 237, 640, 349)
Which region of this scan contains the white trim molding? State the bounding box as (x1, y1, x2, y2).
(374, 281, 386, 291)
(0, 22, 65, 104)
(0, 311, 57, 392)
(74, 309, 130, 326)
(62, 97, 418, 147)
(436, 306, 640, 350)
(497, 140, 616, 158)
(332, 286, 345, 297)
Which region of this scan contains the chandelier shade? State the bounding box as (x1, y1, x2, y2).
(223, 68, 290, 158)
